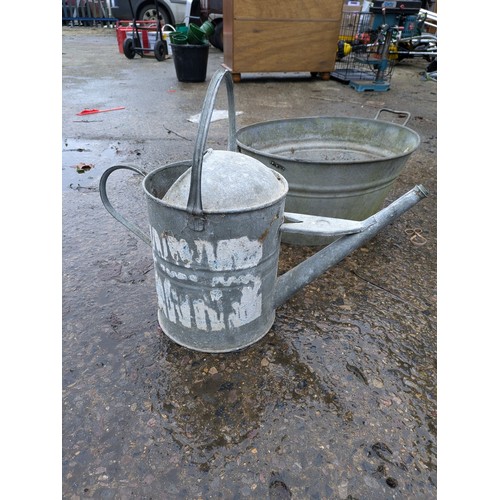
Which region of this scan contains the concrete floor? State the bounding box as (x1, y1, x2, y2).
(62, 27, 436, 499)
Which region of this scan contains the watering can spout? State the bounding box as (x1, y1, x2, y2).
(273, 185, 429, 309)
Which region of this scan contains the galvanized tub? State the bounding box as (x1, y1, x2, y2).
(236, 109, 421, 246)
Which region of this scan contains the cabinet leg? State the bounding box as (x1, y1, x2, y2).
(232, 73, 241, 83)
(320, 72, 331, 81)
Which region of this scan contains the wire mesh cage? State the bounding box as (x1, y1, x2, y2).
(331, 12, 398, 91)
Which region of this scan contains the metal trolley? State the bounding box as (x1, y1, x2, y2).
(332, 1, 437, 91)
(122, 0, 167, 61)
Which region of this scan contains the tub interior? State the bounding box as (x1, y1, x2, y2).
(263, 140, 391, 162)
(236, 117, 420, 164)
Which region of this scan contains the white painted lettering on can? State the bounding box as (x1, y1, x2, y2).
(151, 227, 172, 262)
(216, 238, 263, 270)
(167, 269, 188, 281)
(194, 239, 216, 269)
(166, 235, 194, 267)
(228, 278, 262, 328)
(151, 236, 198, 283)
(162, 278, 192, 328)
(188, 279, 261, 331)
(159, 278, 262, 332)
(152, 228, 263, 271)
(151, 228, 264, 331)
(211, 273, 257, 287)
(165, 268, 199, 282)
(194, 237, 262, 270)
(192, 298, 225, 331)
(210, 289, 223, 301)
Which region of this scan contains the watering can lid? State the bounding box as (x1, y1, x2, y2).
(163, 150, 287, 212)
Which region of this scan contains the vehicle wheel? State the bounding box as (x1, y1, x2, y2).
(423, 46, 437, 62)
(426, 59, 437, 72)
(138, 4, 171, 25)
(189, 0, 202, 26)
(396, 41, 410, 61)
(154, 40, 167, 61)
(123, 38, 136, 59)
(209, 21, 223, 51)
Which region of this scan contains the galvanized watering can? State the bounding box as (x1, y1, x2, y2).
(100, 69, 428, 353)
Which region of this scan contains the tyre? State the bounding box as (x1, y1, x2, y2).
(154, 40, 167, 61)
(412, 41, 436, 62)
(123, 38, 136, 59)
(189, 0, 202, 26)
(209, 20, 223, 51)
(138, 4, 171, 25)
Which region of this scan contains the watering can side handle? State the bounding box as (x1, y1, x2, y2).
(374, 108, 411, 126)
(99, 165, 151, 246)
(187, 68, 237, 218)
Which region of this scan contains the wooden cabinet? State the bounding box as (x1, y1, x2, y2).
(222, 0, 344, 81)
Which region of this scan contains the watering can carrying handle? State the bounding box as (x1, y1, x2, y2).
(187, 68, 237, 217)
(99, 164, 151, 245)
(374, 108, 411, 127)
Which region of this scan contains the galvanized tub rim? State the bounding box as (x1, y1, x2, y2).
(235, 115, 421, 166)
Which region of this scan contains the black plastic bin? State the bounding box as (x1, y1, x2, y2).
(171, 43, 210, 82)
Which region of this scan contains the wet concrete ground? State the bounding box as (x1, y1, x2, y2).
(62, 27, 437, 499)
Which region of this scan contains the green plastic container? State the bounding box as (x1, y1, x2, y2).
(170, 33, 188, 45)
(187, 23, 206, 44)
(200, 20, 215, 36)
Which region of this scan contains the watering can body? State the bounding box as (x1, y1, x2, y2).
(100, 69, 428, 353)
(144, 160, 288, 353)
(100, 70, 289, 352)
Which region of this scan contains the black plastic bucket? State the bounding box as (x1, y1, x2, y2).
(171, 43, 209, 82)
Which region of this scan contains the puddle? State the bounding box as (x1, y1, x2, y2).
(62, 138, 137, 191)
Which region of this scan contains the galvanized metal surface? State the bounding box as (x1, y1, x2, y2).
(281, 212, 374, 238)
(63, 27, 438, 500)
(101, 159, 287, 352)
(163, 149, 287, 212)
(236, 112, 421, 246)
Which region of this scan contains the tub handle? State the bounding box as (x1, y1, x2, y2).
(187, 68, 237, 221)
(99, 164, 151, 246)
(374, 108, 411, 126)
